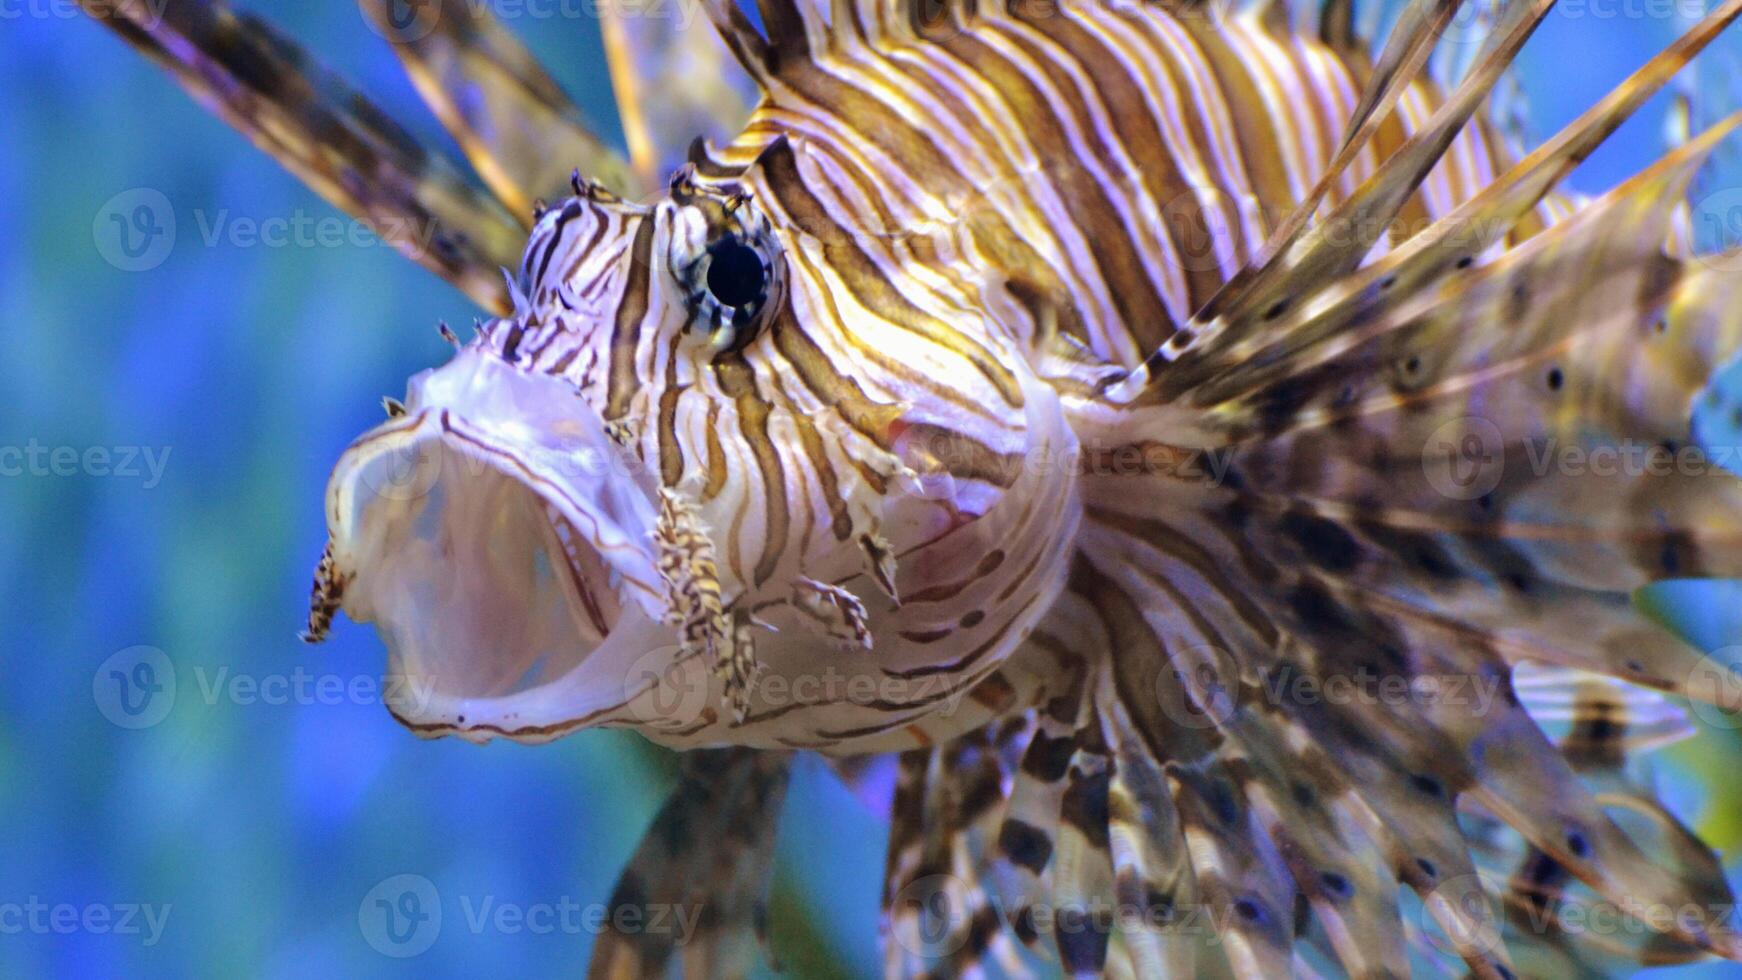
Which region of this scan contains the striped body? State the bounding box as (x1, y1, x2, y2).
(708, 1, 1557, 366)
(488, 3, 1552, 752)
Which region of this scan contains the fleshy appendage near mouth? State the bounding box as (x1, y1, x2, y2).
(310, 346, 678, 744)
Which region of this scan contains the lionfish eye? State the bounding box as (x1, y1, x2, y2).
(705, 236, 767, 309)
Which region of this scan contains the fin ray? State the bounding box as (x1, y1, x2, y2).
(83, 0, 527, 313)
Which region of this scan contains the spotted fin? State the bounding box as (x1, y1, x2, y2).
(1457, 673, 1733, 976)
(1178, 116, 1742, 675)
(1513, 663, 1696, 757)
(80, 0, 526, 314)
(1102, 698, 1214, 978)
(1147, 129, 1742, 970)
(586, 748, 790, 980)
(872, 540, 1717, 976)
(973, 492, 1739, 976)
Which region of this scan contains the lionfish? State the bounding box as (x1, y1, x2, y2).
(88, 0, 1742, 975)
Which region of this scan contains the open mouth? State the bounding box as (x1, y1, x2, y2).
(315, 348, 674, 743)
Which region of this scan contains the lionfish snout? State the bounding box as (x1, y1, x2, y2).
(309, 344, 681, 743)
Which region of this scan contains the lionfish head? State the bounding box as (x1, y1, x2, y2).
(310, 151, 1081, 748)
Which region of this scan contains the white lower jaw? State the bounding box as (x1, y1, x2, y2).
(383, 609, 685, 745)
(320, 346, 681, 744)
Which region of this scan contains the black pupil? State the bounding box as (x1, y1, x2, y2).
(706, 238, 765, 309)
